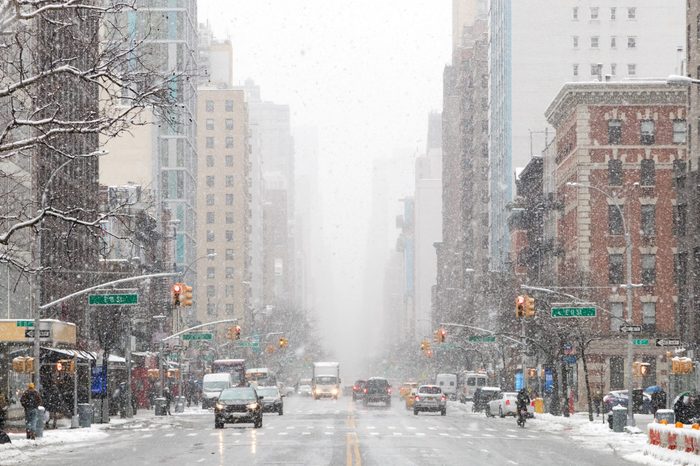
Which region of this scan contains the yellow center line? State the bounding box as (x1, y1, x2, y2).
(346, 400, 362, 466)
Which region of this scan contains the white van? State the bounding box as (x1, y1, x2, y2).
(202, 373, 233, 408)
(458, 371, 488, 403)
(435, 373, 457, 400)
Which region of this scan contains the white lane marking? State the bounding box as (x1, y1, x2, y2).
(461, 433, 472, 437)
(483, 433, 493, 437)
(387, 426, 396, 430)
(480, 449, 489, 454)
(485, 428, 497, 432)
(507, 461, 518, 465)
(427, 426, 437, 430)
(324, 432, 333, 435)
(415, 432, 426, 436)
(406, 426, 416, 430)
(286, 426, 295, 430)
(506, 434, 517, 438)
(366, 426, 376, 430)
(370, 432, 379, 436)
(142, 434, 153, 438)
(392, 432, 403, 436)
(164, 433, 175, 437)
(186, 432, 198, 437)
(301, 432, 311, 435)
(439, 433, 449, 437)
(278, 432, 287, 436)
(231, 432, 241, 436)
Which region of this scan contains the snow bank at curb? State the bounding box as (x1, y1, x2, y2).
(0, 427, 109, 465)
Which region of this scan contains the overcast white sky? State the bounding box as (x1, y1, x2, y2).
(198, 0, 451, 373)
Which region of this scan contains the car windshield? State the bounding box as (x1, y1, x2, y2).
(315, 376, 336, 384)
(203, 381, 229, 391)
(219, 388, 257, 401)
(419, 387, 441, 394)
(257, 388, 279, 397)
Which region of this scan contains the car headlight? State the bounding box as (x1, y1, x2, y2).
(215, 403, 224, 410)
(331, 388, 338, 395)
(247, 402, 258, 410)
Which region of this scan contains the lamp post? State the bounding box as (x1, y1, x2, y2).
(566, 181, 636, 426)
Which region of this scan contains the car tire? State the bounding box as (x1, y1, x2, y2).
(254, 416, 263, 428)
(499, 407, 504, 418)
(214, 418, 224, 429)
(413, 408, 418, 415)
(353, 394, 356, 401)
(386, 400, 391, 408)
(278, 407, 283, 416)
(441, 408, 446, 416)
(485, 406, 491, 417)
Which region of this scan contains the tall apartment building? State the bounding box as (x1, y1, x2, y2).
(196, 89, 251, 328)
(544, 81, 687, 395)
(488, 0, 685, 270)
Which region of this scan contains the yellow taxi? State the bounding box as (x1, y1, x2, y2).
(399, 382, 418, 400)
(404, 387, 418, 410)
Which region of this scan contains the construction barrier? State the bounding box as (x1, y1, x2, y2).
(645, 421, 700, 465)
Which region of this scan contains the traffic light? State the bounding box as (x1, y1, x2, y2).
(516, 295, 526, 318)
(420, 340, 431, 352)
(525, 296, 535, 317)
(234, 325, 241, 340)
(436, 328, 446, 343)
(180, 283, 193, 307)
(12, 356, 34, 373)
(633, 361, 651, 377)
(171, 283, 182, 306)
(279, 337, 288, 348)
(672, 357, 694, 374)
(226, 326, 236, 340)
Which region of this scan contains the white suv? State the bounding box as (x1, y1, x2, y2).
(413, 385, 447, 416)
(486, 391, 535, 418)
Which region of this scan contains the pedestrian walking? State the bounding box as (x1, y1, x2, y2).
(163, 387, 173, 415)
(592, 391, 602, 417)
(20, 383, 42, 439)
(42, 383, 64, 429)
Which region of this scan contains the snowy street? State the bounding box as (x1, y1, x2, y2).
(0, 396, 651, 465)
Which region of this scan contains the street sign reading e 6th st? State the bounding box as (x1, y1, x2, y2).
(632, 339, 649, 346)
(468, 335, 496, 343)
(182, 333, 212, 341)
(551, 307, 596, 318)
(235, 341, 260, 348)
(88, 294, 138, 305)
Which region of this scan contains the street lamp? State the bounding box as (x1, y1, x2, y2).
(667, 74, 700, 85)
(566, 181, 636, 426)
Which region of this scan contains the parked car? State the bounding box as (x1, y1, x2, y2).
(352, 380, 367, 401)
(298, 378, 313, 397)
(256, 386, 284, 415)
(471, 386, 500, 413)
(413, 385, 447, 416)
(214, 386, 263, 429)
(363, 377, 391, 407)
(486, 391, 535, 418)
(603, 389, 652, 414)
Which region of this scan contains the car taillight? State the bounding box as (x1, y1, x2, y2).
(387, 387, 392, 394)
(415, 396, 420, 401)
(505, 399, 510, 405)
(353, 385, 358, 390)
(530, 401, 535, 406)
(441, 395, 446, 401)
(363, 388, 367, 394)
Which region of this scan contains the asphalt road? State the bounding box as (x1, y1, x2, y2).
(45, 396, 634, 465)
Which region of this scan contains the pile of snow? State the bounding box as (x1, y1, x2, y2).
(0, 428, 109, 465)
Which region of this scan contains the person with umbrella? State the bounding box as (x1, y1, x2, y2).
(646, 385, 666, 415)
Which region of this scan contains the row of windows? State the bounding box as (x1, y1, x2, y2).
(605, 119, 686, 146)
(205, 136, 234, 149)
(205, 211, 237, 224)
(206, 193, 236, 206)
(206, 266, 236, 279)
(607, 301, 654, 332)
(573, 6, 636, 21)
(608, 254, 656, 285)
(207, 303, 235, 316)
(205, 175, 235, 187)
(206, 230, 236, 242)
(205, 100, 235, 112)
(205, 118, 235, 131)
(573, 35, 636, 49)
(205, 154, 235, 168)
(574, 63, 636, 77)
(607, 204, 656, 237)
(206, 284, 236, 298)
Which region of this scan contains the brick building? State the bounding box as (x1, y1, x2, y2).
(544, 81, 687, 396)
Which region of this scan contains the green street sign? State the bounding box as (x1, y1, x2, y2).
(551, 307, 596, 318)
(88, 294, 138, 305)
(468, 335, 496, 343)
(235, 341, 260, 348)
(632, 339, 649, 346)
(16, 320, 34, 327)
(182, 333, 213, 341)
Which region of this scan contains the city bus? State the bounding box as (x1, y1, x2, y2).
(245, 367, 278, 388)
(211, 359, 247, 386)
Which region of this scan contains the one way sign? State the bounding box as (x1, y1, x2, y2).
(25, 329, 50, 338)
(655, 338, 681, 347)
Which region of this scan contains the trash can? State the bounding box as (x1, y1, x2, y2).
(533, 398, 545, 414)
(78, 403, 93, 428)
(655, 408, 675, 424)
(154, 397, 167, 416)
(35, 406, 45, 438)
(612, 405, 627, 432)
(175, 396, 185, 413)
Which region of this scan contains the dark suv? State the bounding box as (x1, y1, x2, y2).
(352, 380, 367, 401)
(363, 377, 391, 407)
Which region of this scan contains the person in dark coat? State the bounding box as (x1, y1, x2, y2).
(163, 387, 173, 415)
(20, 383, 42, 439)
(42, 383, 64, 429)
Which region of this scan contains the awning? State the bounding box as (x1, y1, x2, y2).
(41, 346, 96, 360)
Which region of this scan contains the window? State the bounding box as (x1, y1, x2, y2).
(226, 212, 234, 224)
(206, 155, 214, 167)
(640, 159, 655, 185)
(205, 100, 214, 112)
(207, 267, 215, 279)
(628, 64, 636, 75)
(627, 7, 636, 19)
(610, 7, 616, 20)
(226, 193, 234, 205)
(206, 194, 215, 206)
(674, 204, 687, 237)
(226, 249, 234, 260)
(206, 212, 215, 224)
(591, 63, 602, 76)
(673, 120, 687, 144)
(627, 37, 636, 48)
(572, 7, 578, 20)
(225, 267, 234, 278)
(226, 230, 234, 242)
(609, 254, 624, 284)
(226, 176, 234, 187)
(225, 285, 234, 297)
(641, 254, 656, 284)
(641, 205, 655, 236)
(610, 357, 624, 390)
(675, 160, 687, 189)
(640, 120, 655, 145)
(608, 205, 624, 235)
(206, 176, 214, 188)
(206, 119, 214, 130)
(608, 119, 622, 144)
(608, 159, 623, 185)
(642, 302, 655, 326)
(573, 36, 579, 48)
(207, 230, 215, 242)
(207, 303, 216, 315)
(207, 285, 216, 298)
(206, 137, 214, 149)
(610, 36, 617, 49)
(675, 253, 688, 286)
(225, 155, 234, 166)
(591, 36, 599, 48)
(225, 99, 234, 112)
(590, 7, 599, 19)
(610, 63, 616, 76)
(225, 304, 234, 315)
(225, 119, 234, 130)
(225, 137, 234, 148)
(610, 302, 624, 331)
